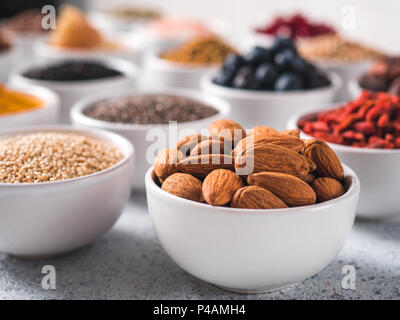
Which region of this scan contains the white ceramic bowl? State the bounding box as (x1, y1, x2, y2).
(0, 46, 17, 82)
(288, 109, 400, 219)
(9, 57, 138, 124)
(7, 32, 46, 59)
(33, 33, 148, 67)
(145, 165, 359, 293)
(314, 60, 371, 101)
(0, 125, 134, 258)
(71, 87, 231, 190)
(348, 78, 365, 99)
(201, 70, 341, 130)
(0, 84, 59, 130)
(143, 48, 218, 89)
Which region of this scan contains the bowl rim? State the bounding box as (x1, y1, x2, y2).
(9, 56, 139, 90)
(70, 86, 231, 131)
(0, 83, 59, 121)
(287, 103, 400, 154)
(145, 163, 360, 217)
(200, 69, 342, 99)
(0, 125, 134, 187)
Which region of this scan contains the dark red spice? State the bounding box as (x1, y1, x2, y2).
(255, 14, 336, 40)
(299, 91, 400, 149)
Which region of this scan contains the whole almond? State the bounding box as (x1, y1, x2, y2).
(162, 173, 204, 202)
(312, 177, 345, 202)
(203, 169, 245, 205)
(303, 140, 344, 180)
(280, 129, 300, 138)
(248, 126, 279, 137)
(209, 119, 246, 147)
(235, 144, 310, 178)
(191, 139, 229, 156)
(233, 134, 304, 157)
(176, 154, 235, 178)
(154, 148, 183, 182)
(248, 172, 316, 207)
(177, 134, 209, 156)
(231, 186, 287, 209)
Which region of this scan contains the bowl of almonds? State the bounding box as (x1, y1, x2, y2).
(145, 119, 360, 293)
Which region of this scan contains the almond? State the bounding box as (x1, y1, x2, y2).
(154, 148, 183, 182)
(209, 119, 246, 147)
(191, 139, 229, 156)
(303, 139, 344, 180)
(202, 169, 245, 205)
(235, 144, 310, 178)
(162, 173, 204, 202)
(177, 134, 209, 157)
(280, 129, 300, 138)
(248, 172, 316, 207)
(312, 177, 345, 202)
(233, 134, 304, 157)
(176, 154, 235, 178)
(231, 186, 287, 209)
(303, 172, 316, 184)
(247, 126, 279, 137)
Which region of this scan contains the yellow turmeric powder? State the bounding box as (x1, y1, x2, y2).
(0, 84, 43, 116)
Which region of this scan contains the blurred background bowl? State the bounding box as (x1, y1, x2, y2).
(71, 87, 231, 190)
(0, 84, 59, 130)
(201, 70, 341, 130)
(288, 109, 400, 219)
(9, 57, 138, 124)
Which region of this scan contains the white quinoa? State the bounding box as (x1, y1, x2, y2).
(0, 132, 123, 183)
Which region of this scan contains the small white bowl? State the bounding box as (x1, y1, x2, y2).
(0, 84, 59, 130)
(8, 32, 47, 59)
(71, 87, 231, 190)
(33, 33, 148, 66)
(0, 125, 134, 258)
(200, 70, 341, 130)
(348, 78, 365, 99)
(143, 48, 219, 89)
(145, 165, 359, 293)
(314, 60, 372, 101)
(288, 109, 400, 219)
(0, 46, 17, 82)
(9, 57, 138, 124)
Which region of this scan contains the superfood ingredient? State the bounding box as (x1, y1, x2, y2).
(213, 37, 331, 91)
(359, 56, 400, 95)
(162, 173, 204, 202)
(299, 34, 385, 62)
(176, 154, 235, 178)
(312, 177, 345, 202)
(209, 119, 246, 147)
(0, 84, 43, 116)
(177, 134, 209, 156)
(235, 144, 310, 179)
(302, 140, 344, 180)
(84, 95, 218, 125)
(103, 6, 161, 21)
(154, 148, 183, 182)
(248, 126, 279, 137)
(48, 6, 104, 48)
(23, 61, 123, 81)
(299, 91, 400, 149)
(154, 120, 346, 209)
(2, 9, 48, 34)
(231, 186, 288, 209)
(145, 18, 213, 39)
(161, 36, 236, 65)
(247, 171, 316, 207)
(202, 169, 244, 205)
(255, 13, 336, 40)
(0, 132, 123, 183)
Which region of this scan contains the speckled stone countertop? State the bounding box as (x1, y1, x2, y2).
(1, 191, 399, 300)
